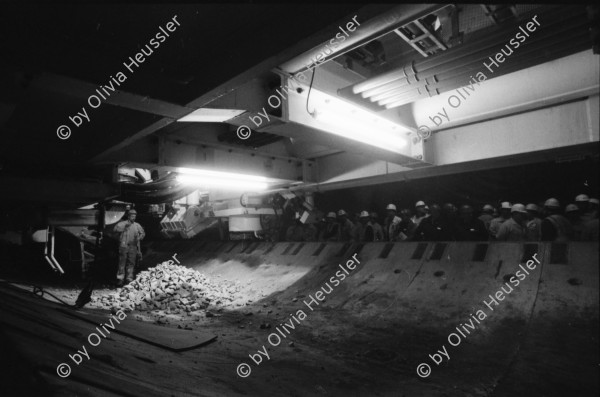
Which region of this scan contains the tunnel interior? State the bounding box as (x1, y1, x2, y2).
(1, 3, 599, 397)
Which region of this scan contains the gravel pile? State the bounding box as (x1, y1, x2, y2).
(91, 262, 247, 314)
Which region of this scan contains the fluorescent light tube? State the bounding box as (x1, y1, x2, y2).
(175, 167, 269, 191)
(176, 175, 268, 191)
(308, 92, 409, 152)
(178, 108, 246, 122)
(313, 109, 407, 152)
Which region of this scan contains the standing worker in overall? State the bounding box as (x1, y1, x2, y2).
(383, 204, 402, 241)
(496, 204, 528, 241)
(114, 209, 145, 287)
(489, 202, 511, 239)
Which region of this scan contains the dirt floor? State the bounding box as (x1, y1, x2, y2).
(0, 241, 598, 396)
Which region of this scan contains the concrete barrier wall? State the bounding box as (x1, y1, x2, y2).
(140, 241, 598, 326)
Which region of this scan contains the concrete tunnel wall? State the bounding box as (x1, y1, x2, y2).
(140, 240, 599, 328)
(138, 240, 598, 394)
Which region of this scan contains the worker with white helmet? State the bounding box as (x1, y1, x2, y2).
(525, 203, 542, 241)
(351, 211, 372, 242)
(489, 202, 511, 239)
(337, 209, 354, 241)
(478, 204, 495, 232)
(496, 204, 528, 241)
(383, 204, 402, 241)
(565, 203, 583, 241)
(113, 209, 145, 287)
(541, 198, 572, 242)
(411, 201, 429, 227)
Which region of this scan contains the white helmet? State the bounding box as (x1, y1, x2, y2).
(511, 204, 527, 214)
(525, 203, 539, 212)
(575, 194, 589, 202)
(359, 211, 370, 218)
(386, 204, 397, 211)
(544, 198, 560, 208)
(415, 201, 426, 207)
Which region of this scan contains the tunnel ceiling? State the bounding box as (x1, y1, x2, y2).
(0, 3, 598, 206)
(0, 3, 366, 165)
(336, 5, 592, 110)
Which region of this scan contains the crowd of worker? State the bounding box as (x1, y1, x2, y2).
(285, 194, 599, 243)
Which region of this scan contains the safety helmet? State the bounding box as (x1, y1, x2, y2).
(511, 204, 527, 214)
(500, 202, 511, 209)
(575, 194, 589, 202)
(590, 198, 599, 205)
(326, 212, 336, 219)
(525, 203, 539, 212)
(128, 209, 137, 215)
(483, 204, 494, 212)
(544, 198, 560, 208)
(415, 201, 426, 207)
(337, 209, 347, 216)
(565, 204, 579, 213)
(359, 211, 370, 218)
(386, 204, 397, 211)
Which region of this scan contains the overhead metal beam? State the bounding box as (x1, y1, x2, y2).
(426, 96, 599, 166)
(90, 5, 439, 165)
(31, 73, 194, 119)
(91, 7, 391, 164)
(164, 131, 310, 165)
(411, 51, 599, 131)
(277, 92, 599, 192)
(296, 142, 599, 194)
(98, 136, 304, 184)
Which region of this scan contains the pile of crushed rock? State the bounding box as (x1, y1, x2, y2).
(90, 262, 248, 315)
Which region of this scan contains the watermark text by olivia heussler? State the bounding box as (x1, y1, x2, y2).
(415, 15, 541, 140)
(235, 15, 360, 140)
(235, 253, 361, 378)
(415, 253, 541, 379)
(55, 15, 181, 140)
(56, 309, 128, 378)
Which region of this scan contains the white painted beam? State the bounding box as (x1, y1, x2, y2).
(427, 95, 599, 165)
(411, 50, 599, 131)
